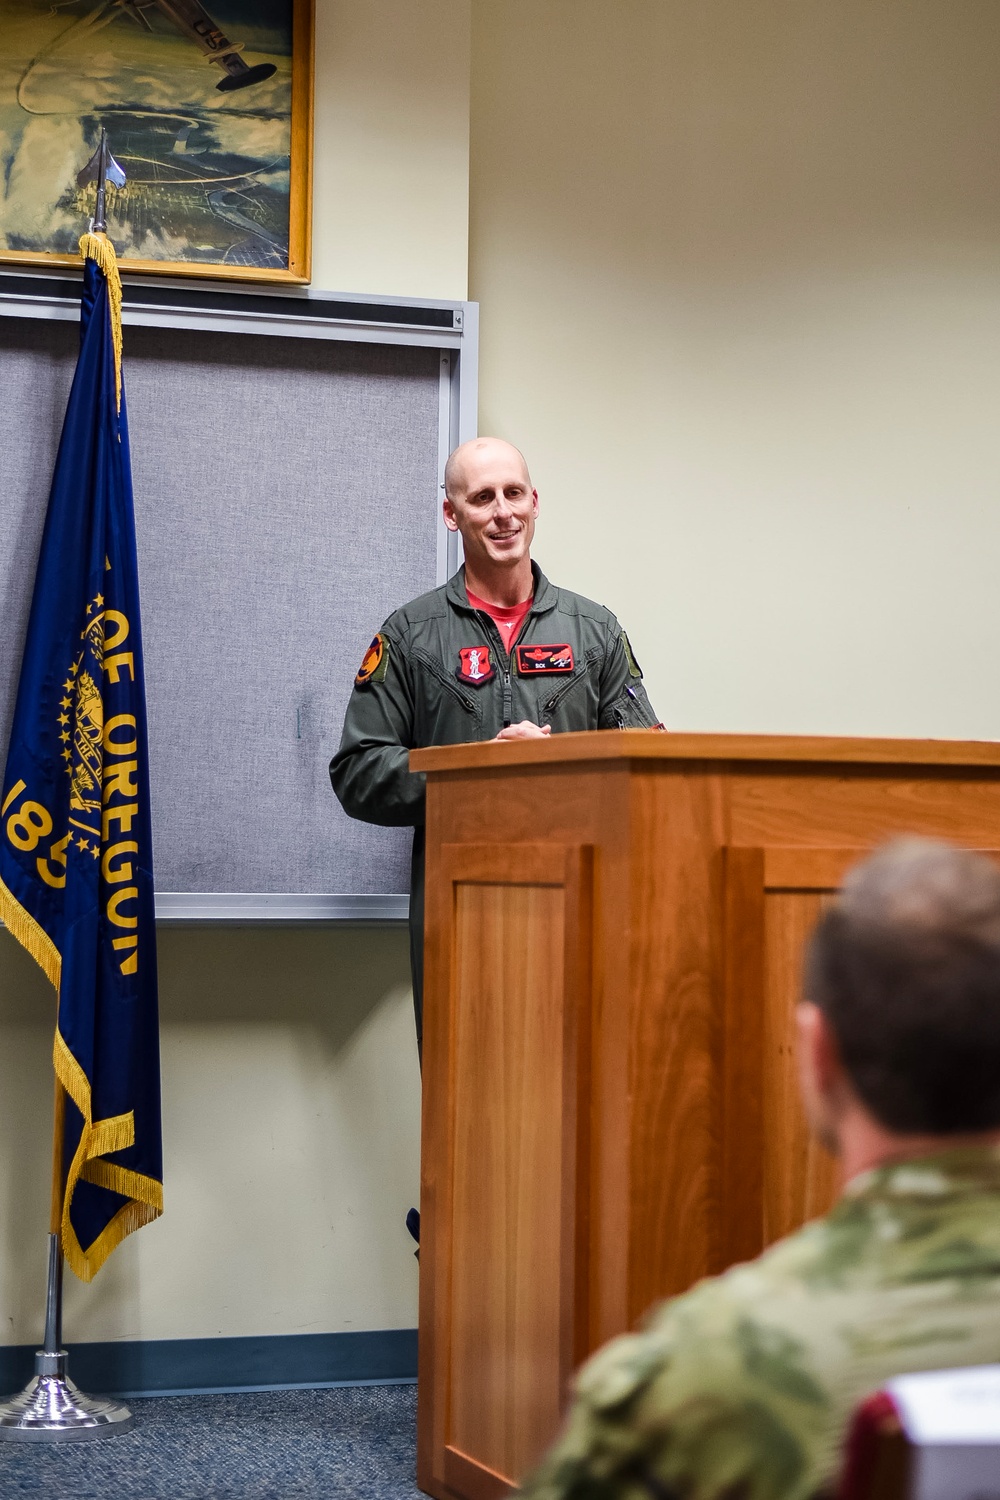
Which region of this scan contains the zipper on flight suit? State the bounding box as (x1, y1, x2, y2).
(543, 661, 589, 717)
(503, 606, 538, 728)
(470, 609, 513, 727)
(542, 643, 603, 719)
(472, 605, 536, 730)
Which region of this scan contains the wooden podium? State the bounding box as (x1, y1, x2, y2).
(410, 731, 1000, 1500)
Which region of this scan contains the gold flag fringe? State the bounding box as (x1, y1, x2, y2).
(0, 873, 60, 989)
(0, 878, 162, 1281)
(53, 1026, 163, 1283)
(65, 1196, 162, 1283)
(78, 231, 123, 413)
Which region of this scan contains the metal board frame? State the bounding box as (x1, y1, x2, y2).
(0, 269, 478, 923)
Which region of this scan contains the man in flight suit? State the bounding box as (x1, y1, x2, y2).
(330, 437, 660, 1054)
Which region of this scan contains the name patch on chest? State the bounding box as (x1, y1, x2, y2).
(515, 643, 575, 675)
(457, 646, 495, 686)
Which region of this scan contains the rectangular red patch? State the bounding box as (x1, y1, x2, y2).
(515, 644, 575, 674)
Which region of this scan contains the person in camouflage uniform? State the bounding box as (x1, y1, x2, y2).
(522, 839, 1000, 1500)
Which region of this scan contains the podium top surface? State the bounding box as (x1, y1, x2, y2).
(410, 730, 1000, 775)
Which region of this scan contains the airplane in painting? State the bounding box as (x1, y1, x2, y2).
(112, 0, 278, 91)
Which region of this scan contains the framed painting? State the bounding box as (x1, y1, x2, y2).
(0, 0, 313, 283)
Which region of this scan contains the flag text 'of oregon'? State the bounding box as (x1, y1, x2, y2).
(0, 231, 163, 1281)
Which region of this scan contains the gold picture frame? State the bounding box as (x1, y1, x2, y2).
(0, 0, 313, 284)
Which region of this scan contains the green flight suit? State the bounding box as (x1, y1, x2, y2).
(521, 1146, 1000, 1500)
(329, 562, 660, 1048)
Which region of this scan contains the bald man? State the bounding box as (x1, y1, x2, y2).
(330, 438, 660, 1058)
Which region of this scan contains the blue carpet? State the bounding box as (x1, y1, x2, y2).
(0, 1384, 422, 1499)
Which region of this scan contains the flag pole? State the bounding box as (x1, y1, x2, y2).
(40, 1078, 66, 1365)
(0, 127, 136, 1443)
(0, 1077, 134, 1440)
(50, 1077, 65, 1238)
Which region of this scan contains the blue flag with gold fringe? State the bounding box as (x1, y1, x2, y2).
(0, 232, 162, 1282)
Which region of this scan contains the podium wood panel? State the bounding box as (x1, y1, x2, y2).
(413, 733, 1000, 1500)
(450, 878, 564, 1485)
(420, 843, 592, 1498)
(762, 890, 838, 1242)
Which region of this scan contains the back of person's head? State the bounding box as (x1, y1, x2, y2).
(806, 839, 1000, 1134)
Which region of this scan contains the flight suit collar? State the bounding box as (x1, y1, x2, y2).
(445, 561, 558, 616)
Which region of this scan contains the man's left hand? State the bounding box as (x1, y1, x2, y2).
(494, 721, 552, 741)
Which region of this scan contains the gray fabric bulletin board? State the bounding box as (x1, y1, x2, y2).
(0, 290, 472, 917)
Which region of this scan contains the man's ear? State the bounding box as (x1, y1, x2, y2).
(796, 1002, 845, 1155)
(797, 1002, 842, 1089)
(531, 488, 539, 517)
(442, 496, 459, 533)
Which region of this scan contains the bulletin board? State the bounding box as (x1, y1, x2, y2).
(0, 274, 477, 919)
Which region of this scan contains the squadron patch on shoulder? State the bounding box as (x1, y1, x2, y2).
(356, 633, 389, 686)
(515, 643, 574, 675)
(457, 645, 494, 686)
(621, 631, 643, 679)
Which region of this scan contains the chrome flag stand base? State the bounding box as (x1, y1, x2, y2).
(0, 1235, 133, 1442)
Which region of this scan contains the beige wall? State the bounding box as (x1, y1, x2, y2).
(0, 926, 420, 1344)
(4, 1, 999, 1353)
(311, 0, 471, 298)
(470, 1, 1000, 737)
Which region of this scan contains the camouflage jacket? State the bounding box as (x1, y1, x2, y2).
(521, 1147, 1000, 1500)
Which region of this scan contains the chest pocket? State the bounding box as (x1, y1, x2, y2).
(411, 648, 482, 736)
(538, 649, 601, 726)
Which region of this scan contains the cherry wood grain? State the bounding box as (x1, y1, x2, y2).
(728, 773, 1000, 847)
(763, 847, 868, 889)
(418, 841, 593, 1497)
(443, 1448, 514, 1500)
(448, 878, 565, 1482)
(762, 891, 839, 1242)
(416, 740, 1000, 1500)
(720, 848, 766, 1268)
(412, 731, 1000, 774)
(623, 769, 725, 1319)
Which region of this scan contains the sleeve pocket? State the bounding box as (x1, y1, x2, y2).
(608, 685, 661, 729)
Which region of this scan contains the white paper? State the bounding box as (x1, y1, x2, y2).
(889, 1366, 1000, 1444)
(884, 1367, 1000, 1500)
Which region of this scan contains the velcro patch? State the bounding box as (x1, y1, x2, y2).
(457, 645, 495, 685)
(355, 633, 388, 686)
(516, 644, 575, 675)
(621, 631, 643, 679)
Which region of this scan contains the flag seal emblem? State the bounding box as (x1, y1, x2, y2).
(457, 646, 494, 685)
(515, 643, 575, 674)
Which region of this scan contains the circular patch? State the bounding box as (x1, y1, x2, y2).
(355, 633, 386, 686)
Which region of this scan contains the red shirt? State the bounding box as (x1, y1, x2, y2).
(467, 588, 534, 653)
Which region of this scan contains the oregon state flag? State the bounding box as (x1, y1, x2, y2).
(0, 233, 162, 1281)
